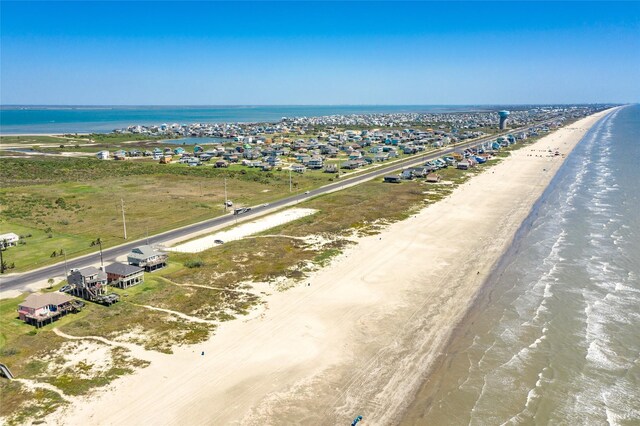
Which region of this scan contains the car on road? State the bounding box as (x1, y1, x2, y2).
(304, 191, 310, 194)
(214, 239, 224, 244)
(233, 207, 252, 215)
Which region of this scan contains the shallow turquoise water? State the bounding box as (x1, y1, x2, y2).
(0, 105, 486, 134)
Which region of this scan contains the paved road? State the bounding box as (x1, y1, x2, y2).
(0, 122, 552, 292)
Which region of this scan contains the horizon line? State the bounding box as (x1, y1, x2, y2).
(1, 102, 627, 108)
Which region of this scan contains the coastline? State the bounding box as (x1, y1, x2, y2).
(43, 108, 616, 425)
(398, 117, 596, 423)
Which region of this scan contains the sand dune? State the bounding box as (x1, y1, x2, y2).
(46, 109, 615, 426)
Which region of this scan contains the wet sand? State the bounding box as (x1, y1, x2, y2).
(45, 108, 615, 425)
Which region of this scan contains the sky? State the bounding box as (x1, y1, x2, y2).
(1, 1, 639, 105)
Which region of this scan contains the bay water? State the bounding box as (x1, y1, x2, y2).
(0, 105, 490, 134)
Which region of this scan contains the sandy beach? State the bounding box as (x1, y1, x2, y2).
(43, 109, 615, 426)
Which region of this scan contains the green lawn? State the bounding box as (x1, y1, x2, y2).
(0, 222, 91, 273)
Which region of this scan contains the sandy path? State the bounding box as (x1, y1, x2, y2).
(45, 109, 615, 426)
(166, 208, 317, 253)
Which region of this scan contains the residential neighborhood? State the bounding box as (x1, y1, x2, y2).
(82, 107, 598, 181)
(15, 245, 169, 326)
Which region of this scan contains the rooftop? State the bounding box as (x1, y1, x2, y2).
(105, 262, 143, 276)
(19, 292, 73, 310)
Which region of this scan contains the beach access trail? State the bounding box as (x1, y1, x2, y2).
(47, 109, 615, 425)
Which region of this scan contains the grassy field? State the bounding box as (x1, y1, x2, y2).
(0, 156, 339, 272)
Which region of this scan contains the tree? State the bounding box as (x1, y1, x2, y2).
(48, 278, 54, 289)
(0, 239, 6, 273)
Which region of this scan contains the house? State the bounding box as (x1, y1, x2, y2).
(416, 167, 430, 178)
(307, 157, 324, 169)
(0, 232, 20, 248)
(324, 164, 338, 173)
(186, 157, 201, 167)
(374, 153, 390, 162)
(265, 156, 281, 166)
(127, 245, 168, 272)
(291, 164, 306, 173)
(96, 150, 110, 160)
(384, 175, 401, 183)
(426, 173, 441, 183)
(17, 292, 80, 328)
(457, 161, 470, 170)
(400, 169, 414, 180)
(341, 160, 365, 170)
(67, 267, 118, 305)
(105, 262, 144, 289)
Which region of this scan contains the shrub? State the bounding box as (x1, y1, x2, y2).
(0, 347, 18, 356)
(184, 259, 205, 268)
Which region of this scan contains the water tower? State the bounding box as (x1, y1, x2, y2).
(498, 110, 510, 130)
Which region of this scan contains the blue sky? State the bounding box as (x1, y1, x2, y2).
(1, 1, 638, 105)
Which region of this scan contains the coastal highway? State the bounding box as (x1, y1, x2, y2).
(0, 121, 556, 293)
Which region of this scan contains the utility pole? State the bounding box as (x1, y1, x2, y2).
(98, 239, 104, 268)
(224, 178, 228, 212)
(121, 198, 127, 240)
(0, 241, 5, 274)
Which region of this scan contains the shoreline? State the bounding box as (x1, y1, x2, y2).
(398, 126, 584, 422)
(41, 108, 616, 425)
(399, 105, 627, 423)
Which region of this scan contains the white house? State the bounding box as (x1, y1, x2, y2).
(96, 150, 110, 160)
(0, 232, 19, 247)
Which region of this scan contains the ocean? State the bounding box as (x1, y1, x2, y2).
(0, 105, 493, 134)
(402, 105, 640, 424)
